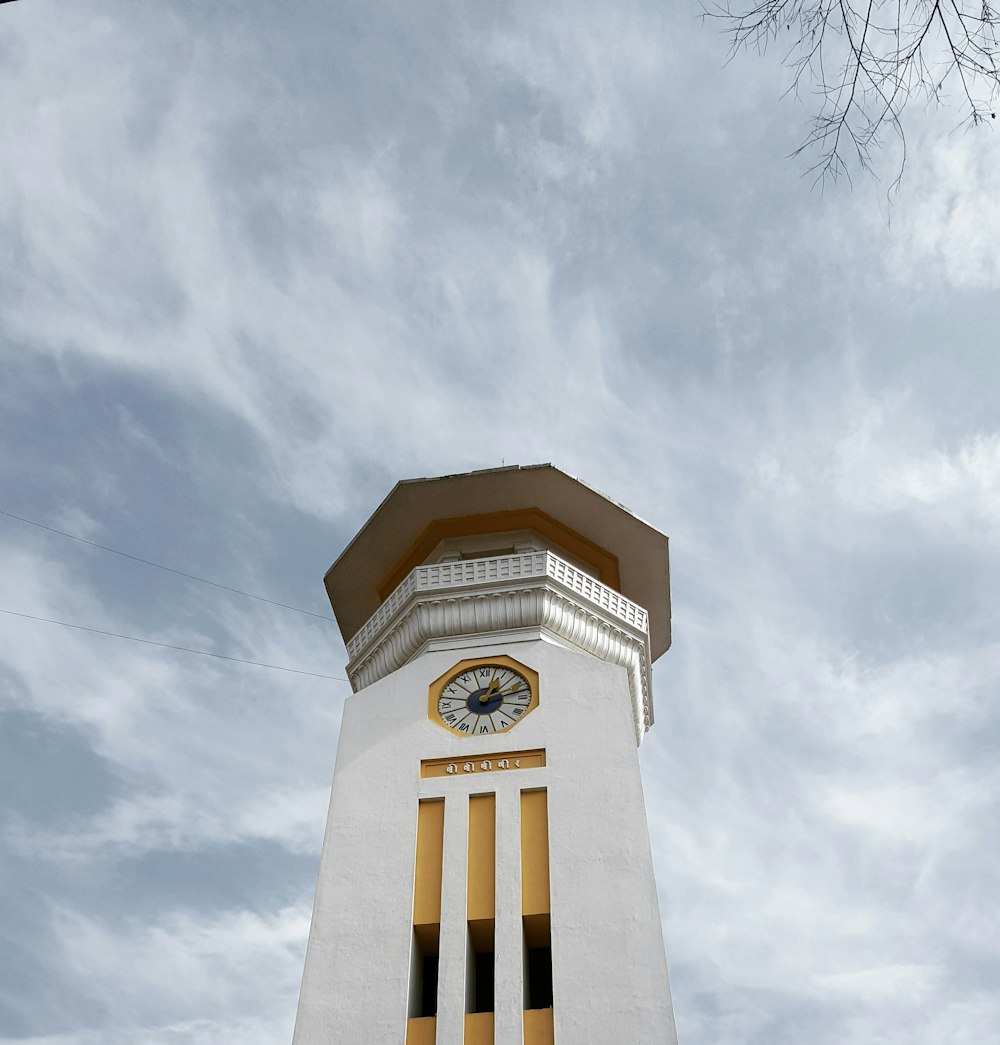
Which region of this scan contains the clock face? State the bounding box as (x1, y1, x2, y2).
(435, 663, 534, 736)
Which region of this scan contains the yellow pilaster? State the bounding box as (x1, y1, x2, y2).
(521, 788, 550, 948)
(523, 1008, 555, 1045)
(467, 793, 496, 950)
(414, 798, 444, 949)
(464, 1011, 495, 1045)
(406, 1016, 437, 1045)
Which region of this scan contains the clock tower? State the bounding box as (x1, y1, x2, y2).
(292, 464, 679, 1045)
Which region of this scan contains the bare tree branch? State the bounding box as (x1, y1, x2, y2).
(706, 0, 1000, 185)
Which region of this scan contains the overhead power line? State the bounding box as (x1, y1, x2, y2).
(0, 507, 336, 622)
(0, 607, 348, 682)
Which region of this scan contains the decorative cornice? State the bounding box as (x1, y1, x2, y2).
(345, 552, 654, 744)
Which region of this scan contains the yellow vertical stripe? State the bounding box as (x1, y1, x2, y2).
(464, 1012, 495, 1045)
(520, 790, 550, 917)
(467, 794, 496, 922)
(413, 799, 445, 936)
(523, 1008, 554, 1044)
(406, 1016, 437, 1045)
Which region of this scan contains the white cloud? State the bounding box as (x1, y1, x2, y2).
(879, 433, 1000, 539)
(48, 904, 308, 1039)
(817, 962, 940, 1000)
(881, 128, 1000, 289)
(483, 7, 665, 155)
(644, 478, 1000, 1044)
(0, 541, 343, 862)
(315, 158, 402, 272)
(823, 779, 964, 844)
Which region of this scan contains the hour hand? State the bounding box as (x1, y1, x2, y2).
(479, 678, 501, 704)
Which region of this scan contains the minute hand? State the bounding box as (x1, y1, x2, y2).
(495, 682, 528, 697)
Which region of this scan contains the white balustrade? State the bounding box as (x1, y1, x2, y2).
(347, 551, 648, 661)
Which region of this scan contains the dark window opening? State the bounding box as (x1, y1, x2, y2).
(525, 946, 553, 1009)
(472, 950, 495, 1013)
(419, 954, 439, 1017)
(410, 928, 440, 1019)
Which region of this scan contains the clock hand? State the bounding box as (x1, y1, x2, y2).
(478, 678, 501, 705)
(493, 681, 526, 698)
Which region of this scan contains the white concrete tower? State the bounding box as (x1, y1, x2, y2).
(293, 464, 679, 1045)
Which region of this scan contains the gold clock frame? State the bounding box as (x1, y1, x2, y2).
(428, 654, 540, 736)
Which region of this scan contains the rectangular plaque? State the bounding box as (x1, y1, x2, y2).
(421, 748, 546, 779)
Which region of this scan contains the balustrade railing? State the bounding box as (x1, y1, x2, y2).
(346, 551, 648, 659)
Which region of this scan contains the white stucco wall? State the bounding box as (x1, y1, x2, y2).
(292, 632, 678, 1045)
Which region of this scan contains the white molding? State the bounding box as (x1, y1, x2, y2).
(345, 552, 653, 744)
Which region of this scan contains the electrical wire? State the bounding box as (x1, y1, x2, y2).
(0, 607, 348, 682)
(0, 507, 336, 621)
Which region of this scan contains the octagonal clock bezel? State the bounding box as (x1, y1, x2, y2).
(428, 654, 540, 737)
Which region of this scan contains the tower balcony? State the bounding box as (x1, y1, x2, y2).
(345, 550, 654, 744)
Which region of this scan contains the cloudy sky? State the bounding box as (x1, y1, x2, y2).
(2, 0, 999, 1042)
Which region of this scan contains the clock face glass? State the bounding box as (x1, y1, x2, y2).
(436, 663, 533, 735)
